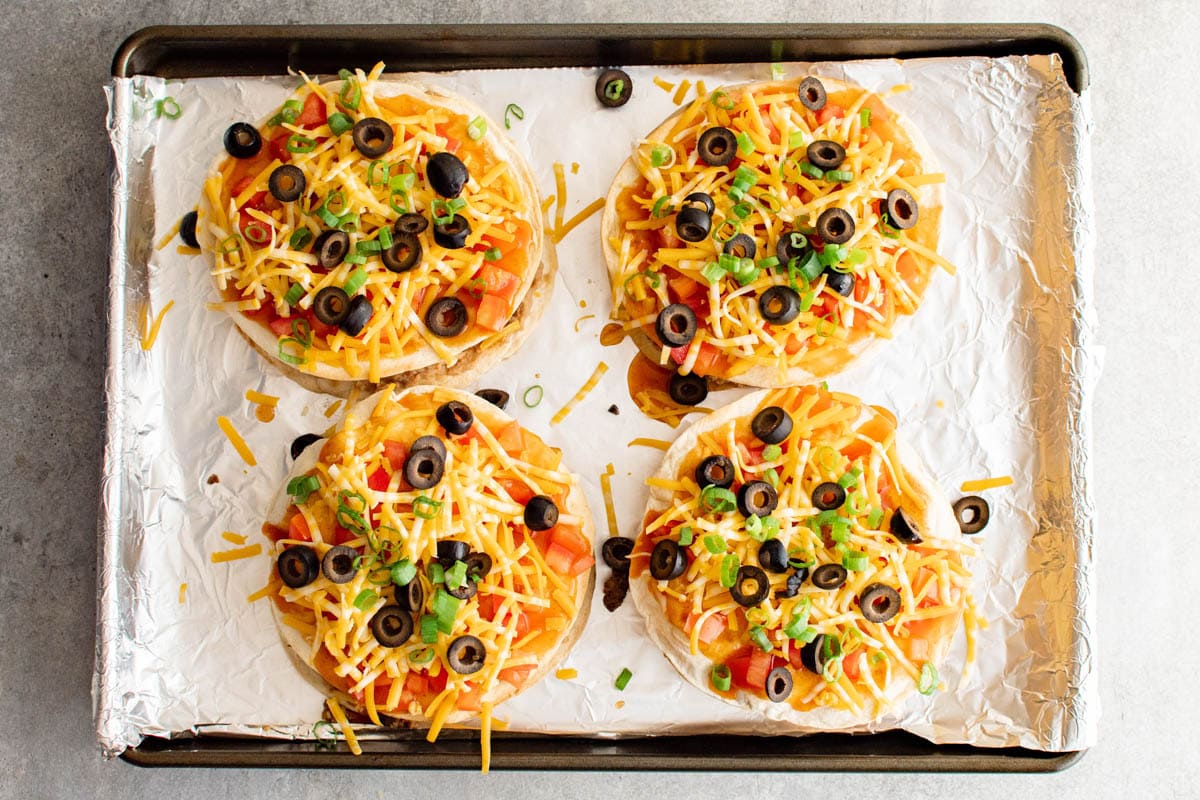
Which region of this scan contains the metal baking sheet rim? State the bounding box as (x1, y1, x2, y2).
(99, 23, 1095, 773)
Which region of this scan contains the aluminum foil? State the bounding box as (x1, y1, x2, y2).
(97, 54, 1098, 757)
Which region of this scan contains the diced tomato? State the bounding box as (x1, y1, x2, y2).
(727, 648, 776, 692)
(367, 467, 390, 492)
(478, 264, 521, 303)
(475, 293, 509, 332)
(685, 612, 728, 644)
(569, 554, 595, 576)
(896, 251, 920, 284)
(496, 421, 525, 455)
(550, 524, 590, 559)
(269, 133, 292, 163)
(497, 477, 535, 505)
(691, 342, 722, 376)
(435, 124, 461, 153)
(268, 317, 294, 338)
(656, 225, 682, 250)
(499, 664, 537, 687)
(476, 593, 496, 621)
(544, 542, 576, 576)
(231, 176, 254, 197)
(854, 276, 869, 303)
(456, 684, 483, 711)
(295, 91, 328, 128)
(738, 442, 764, 466)
(426, 669, 448, 694)
(669, 345, 690, 366)
(383, 440, 407, 471)
(332, 525, 357, 545)
(668, 274, 703, 300)
(288, 513, 311, 542)
(842, 651, 862, 681)
(816, 103, 845, 125)
(522, 435, 562, 471)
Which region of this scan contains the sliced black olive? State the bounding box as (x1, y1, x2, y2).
(811, 482, 846, 511)
(811, 563, 848, 590)
(312, 286, 350, 326)
(675, 206, 711, 243)
(524, 495, 559, 531)
(775, 566, 809, 599)
(339, 295, 373, 336)
(465, 552, 492, 581)
(682, 192, 715, 215)
(381, 232, 421, 273)
(475, 389, 510, 410)
(314, 229, 351, 270)
(723, 233, 757, 259)
(655, 303, 698, 347)
(289, 433, 321, 460)
(351, 117, 394, 158)
(426, 152, 469, 198)
(425, 297, 469, 338)
(737, 481, 778, 518)
(321, 545, 358, 584)
(757, 539, 789, 573)
(649, 539, 687, 580)
(596, 68, 633, 108)
(411, 435, 447, 461)
(446, 577, 478, 600)
(433, 214, 471, 249)
(394, 212, 429, 235)
(953, 496, 990, 534)
(669, 373, 708, 407)
(797, 77, 827, 111)
(885, 188, 919, 230)
(396, 578, 424, 612)
(799, 633, 829, 673)
(435, 400, 474, 436)
(806, 139, 846, 170)
(765, 665, 794, 702)
(179, 210, 200, 248)
(823, 268, 855, 297)
(695, 455, 734, 489)
(816, 207, 855, 245)
(697, 126, 737, 167)
(775, 229, 808, 266)
(446, 635, 487, 675)
(859, 583, 902, 623)
(758, 285, 801, 324)
(224, 122, 262, 159)
(889, 507, 923, 544)
(730, 565, 770, 606)
(268, 165, 306, 203)
(603, 572, 630, 611)
(277, 545, 320, 588)
(436, 540, 470, 567)
(404, 448, 444, 490)
(369, 605, 414, 647)
(602, 537, 635, 572)
(751, 406, 793, 445)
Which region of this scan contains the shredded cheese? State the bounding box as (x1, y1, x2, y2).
(960, 475, 1013, 492)
(600, 463, 619, 540)
(210, 543, 262, 562)
(326, 697, 362, 755)
(550, 362, 609, 425)
(244, 390, 278, 407)
(627, 437, 672, 450)
(178, 583, 187, 603)
(553, 196, 605, 243)
(216, 416, 257, 466)
(221, 531, 247, 545)
(574, 313, 596, 332)
(555, 668, 578, 680)
(138, 300, 175, 351)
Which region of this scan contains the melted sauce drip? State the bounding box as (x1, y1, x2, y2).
(255, 404, 276, 423)
(599, 322, 627, 347)
(626, 352, 707, 428)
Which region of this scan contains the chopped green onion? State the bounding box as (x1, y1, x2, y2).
(731, 258, 759, 286)
(825, 169, 854, 183)
(430, 198, 460, 225)
(243, 222, 272, 245)
(433, 588, 460, 634)
(336, 213, 359, 233)
(796, 626, 819, 644)
(838, 466, 862, 489)
(761, 516, 780, 539)
(787, 131, 805, 151)
(702, 534, 726, 555)
(523, 385, 543, 407)
(388, 190, 409, 215)
(650, 144, 673, 167)
(338, 74, 361, 110)
(845, 492, 864, 516)
(390, 559, 417, 586)
(342, 268, 368, 296)
(389, 172, 416, 192)
(799, 161, 824, 179)
(337, 68, 354, 80)
(650, 196, 673, 218)
(428, 561, 445, 585)
(736, 131, 754, 155)
(793, 250, 824, 285)
(748, 624, 772, 652)
(317, 206, 340, 228)
(478, 246, 501, 262)
(818, 245, 848, 267)
(757, 256, 780, 271)
(343, 253, 366, 265)
(763, 468, 780, 488)
(719, 553, 740, 588)
(718, 252, 739, 272)
(154, 96, 182, 120)
(879, 213, 901, 238)
(711, 664, 732, 692)
(701, 261, 727, 285)
(286, 474, 320, 503)
(762, 444, 783, 462)
(467, 116, 487, 141)
(709, 90, 735, 110)
(408, 647, 436, 665)
(291, 317, 312, 347)
(445, 560, 468, 590)
(799, 291, 815, 312)
(744, 514, 765, 541)
(336, 491, 369, 535)
(283, 283, 305, 307)
(366, 159, 389, 187)
(413, 495, 442, 520)
(867, 507, 884, 529)
(356, 240, 382, 255)
(782, 612, 809, 641)
(771, 61, 785, 80)
(918, 662, 939, 695)
(730, 202, 753, 219)
(860, 107, 871, 128)
(788, 551, 814, 569)
(504, 103, 525, 129)
(830, 517, 851, 544)
(842, 550, 869, 571)
(846, 249, 868, 265)
(614, 667, 633, 691)
(328, 112, 354, 136)
(640, 269, 662, 288)
(604, 80, 626, 102)
(313, 720, 338, 749)
(289, 228, 313, 249)
(871, 651, 887, 665)
(734, 165, 758, 186)
(420, 613, 439, 643)
(286, 134, 317, 153)
(378, 226, 393, 249)
(677, 526, 694, 546)
(352, 589, 378, 611)
(323, 190, 347, 215)
(712, 219, 740, 244)
(701, 486, 737, 513)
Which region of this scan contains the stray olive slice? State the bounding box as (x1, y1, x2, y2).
(321, 545, 358, 584)
(603, 572, 630, 611)
(953, 496, 990, 534)
(695, 455, 734, 489)
(602, 537, 635, 571)
(669, 373, 708, 407)
(675, 205, 711, 243)
(765, 665, 794, 702)
(435, 400, 474, 436)
(816, 207, 855, 245)
(475, 389, 510, 410)
(313, 286, 350, 326)
(289, 433, 321, 460)
(697, 126, 737, 166)
(655, 303, 698, 347)
(751, 406, 793, 445)
(776, 229, 808, 266)
(775, 566, 809, 599)
(339, 295, 373, 337)
(446, 635, 487, 675)
(723, 233, 757, 259)
(811, 563, 848, 590)
(432, 214, 471, 249)
(268, 165, 306, 203)
(404, 448, 444, 490)
(465, 552, 492, 581)
(859, 583, 902, 623)
(351, 117, 394, 158)
(757, 539, 789, 573)
(799, 633, 829, 673)
(426, 152, 469, 198)
(369, 605, 415, 647)
(889, 507, 922, 544)
(737, 481, 778, 518)
(758, 285, 801, 324)
(811, 482, 846, 511)
(396, 578, 424, 612)
(806, 139, 846, 170)
(885, 188, 919, 230)
(277, 546, 319, 589)
(437, 540, 470, 567)
(425, 297, 468, 338)
(823, 268, 855, 297)
(394, 212, 429, 235)
(797, 77, 827, 111)
(524, 495, 559, 531)
(224, 122, 262, 159)
(411, 435, 447, 461)
(314, 229, 350, 269)
(381, 231, 421, 273)
(730, 565, 770, 606)
(596, 68, 633, 108)
(682, 192, 715, 215)
(649, 539, 687, 580)
(179, 210, 200, 249)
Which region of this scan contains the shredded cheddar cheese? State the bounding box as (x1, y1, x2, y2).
(555, 668, 578, 680)
(244, 390, 279, 407)
(627, 437, 672, 450)
(326, 697, 362, 755)
(553, 196, 605, 243)
(139, 300, 175, 351)
(211, 543, 262, 562)
(600, 463, 619, 541)
(178, 583, 187, 603)
(573, 313, 596, 332)
(960, 475, 1013, 492)
(550, 362, 609, 425)
(216, 415, 257, 466)
(222, 531, 248, 545)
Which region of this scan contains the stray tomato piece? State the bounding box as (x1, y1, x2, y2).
(498, 664, 537, 687)
(288, 512, 311, 542)
(367, 467, 390, 492)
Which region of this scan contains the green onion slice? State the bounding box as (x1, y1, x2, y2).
(614, 667, 633, 691)
(277, 337, 306, 366)
(605, 80, 626, 102)
(650, 144, 673, 168)
(523, 385, 544, 408)
(338, 76, 361, 111)
(243, 223, 271, 245)
(483, 247, 502, 261)
(312, 720, 338, 749)
(419, 614, 439, 644)
(328, 112, 354, 136)
(389, 172, 416, 192)
(413, 495, 443, 520)
(838, 466, 862, 489)
(719, 553, 740, 588)
(408, 647, 436, 665)
(467, 116, 487, 141)
(428, 561, 445, 585)
(760, 516, 780, 539)
(918, 662, 939, 695)
(710, 90, 735, 110)
(702, 534, 726, 555)
(744, 514, 765, 541)
(712, 219, 740, 244)
(650, 196, 674, 218)
(352, 589, 378, 611)
(343, 253, 366, 265)
(799, 161, 824, 180)
(154, 96, 182, 120)
(762, 444, 783, 462)
(842, 550, 869, 571)
(283, 283, 305, 307)
(286, 474, 320, 503)
(388, 190, 410, 215)
(763, 468, 780, 488)
(736, 131, 754, 156)
(749, 624, 772, 652)
(824, 169, 854, 183)
(677, 526, 694, 546)
(367, 160, 390, 187)
(433, 588, 460, 634)
(504, 103, 525, 129)
(291, 317, 312, 347)
(701, 485, 737, 513)
(378, 226, 393, 249)
(445, 560, 468, 590)
(286, 134, 317, 153)
(701, 261, 727, 285)
(342, 267, 369, 296)
(866, 507, 884, 529)
(711, 664, 732, 692)
(787, 130, 805, 151)
(860, 107, 871, 128)
(758, 256, 780, 271)
(356, 240, 382, 254)
(289, 228, 313, 249)
(391, 559, 417, 586)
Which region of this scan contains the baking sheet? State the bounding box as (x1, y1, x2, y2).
(98, 54, 1098, 756)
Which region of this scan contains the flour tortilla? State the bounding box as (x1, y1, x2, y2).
(601, 76, 944, 389)
(629, 389, 962, 728)
(268, 385, 594, 725)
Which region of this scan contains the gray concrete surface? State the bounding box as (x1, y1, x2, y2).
(0, 0, 1192, 797)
